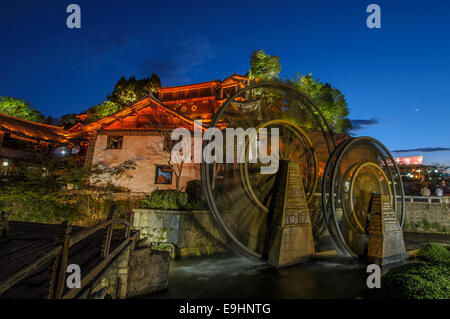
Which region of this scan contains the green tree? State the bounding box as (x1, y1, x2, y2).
(149, 72, 162, 95)
(107, 74, 161, 106)
(59, 73, 161, 126)
(87, 101, 120, 122)
(0, 96, 45, 122)
(248, 49, 281, 82)
(59, 113, 81, 128)
(287, 73, 352, 134)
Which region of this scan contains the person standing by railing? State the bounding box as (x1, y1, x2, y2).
(420, 184, 431, 197)
(435, 186, 443, 197)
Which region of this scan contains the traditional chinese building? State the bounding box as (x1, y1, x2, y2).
(66, 74, 249, 193)
(0, 113, 71, 173)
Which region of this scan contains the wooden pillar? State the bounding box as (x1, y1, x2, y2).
(46, 221, 71, 299)
(101, 206, 115, 258)
(125, 213, 131, 239)
(84, 131, 98, 168)
(116, 245, 131, 298)
(0, 211, 9, 244)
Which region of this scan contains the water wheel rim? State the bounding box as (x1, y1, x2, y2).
(240, 119, 319, 213)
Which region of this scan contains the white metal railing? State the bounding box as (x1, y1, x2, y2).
(402, 195, 447, 204)
(314, 192, 448, 204)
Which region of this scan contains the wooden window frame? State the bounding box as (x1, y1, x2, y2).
(154, 165, 173, 185)
(106, 136, 123, 149)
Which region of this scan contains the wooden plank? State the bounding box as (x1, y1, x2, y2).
(62, 237, 131, 299)
(0, 212, 9, 244)
(0, 241, 54, 280)
(101, 207, 115, 258)
(53, 222, 71, 299)
(0, 239, 43, 260)
(0, 246, 61, 295)
(69, 220, 111, 247)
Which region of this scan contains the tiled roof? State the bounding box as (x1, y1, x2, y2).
(0, 113, 69, 144)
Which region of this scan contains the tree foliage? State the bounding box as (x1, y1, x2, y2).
(287, 73, 352, 134)
(59, 113, 81, 127)
(0, 96, 45, 123)
(247, 50, 351, 134)
(107, 73, 161, 107)
(1, 157, 137, 224)
(87, 101, 120, 122)
(58, 73, 161, 126)
(249, 49, 281, 82)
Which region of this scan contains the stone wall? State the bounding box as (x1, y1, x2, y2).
(127, 248, 170, 297)
(133, 209, 229, 257)
(132, 201, 449, 259)
(403, 201, 449, 232)
(82, 236, 170, 299)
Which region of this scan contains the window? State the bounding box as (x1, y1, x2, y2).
(155, 165, 172, 184)
(106, 136, 123, 149)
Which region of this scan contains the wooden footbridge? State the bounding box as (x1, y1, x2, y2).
(0, 208, 138, 299)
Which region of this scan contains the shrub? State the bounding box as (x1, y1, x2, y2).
(360, 262, 449, 299)
(359, 244, 450, 299)
(0, 158, 138, 225)
(380, 262, 449, 299)
(431, 222, 441, 231)
(185, 180, 203, 202)
(142, 189, 207, 211)
(142, 189, 188, 210)
(422, 218, 431, 231)
(417, 244, 450, 264)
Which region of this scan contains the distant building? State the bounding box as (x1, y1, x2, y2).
(0, 113, 71, 172)
(394, 156, 424, 165)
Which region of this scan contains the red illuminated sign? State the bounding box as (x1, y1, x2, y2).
(394, 156, 423, 165)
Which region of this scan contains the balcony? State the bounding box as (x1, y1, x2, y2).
(0, 147, 50, 161)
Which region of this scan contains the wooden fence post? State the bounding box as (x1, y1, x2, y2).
(125, 213, 131, 239)
(0, 211, 9, 243)
(101, 205, 115, 258)
(46, 221, 71, 299)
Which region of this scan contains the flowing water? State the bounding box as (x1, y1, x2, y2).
(148, 254, 368, 299)
(145, 232, 449, 299)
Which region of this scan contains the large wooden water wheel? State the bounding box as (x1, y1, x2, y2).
(322, 136, 405, 257)
(201, 82, 336, 258)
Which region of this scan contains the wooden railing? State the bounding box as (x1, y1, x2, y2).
(0, 206, 135, 299)
(0, 147, 49, 161)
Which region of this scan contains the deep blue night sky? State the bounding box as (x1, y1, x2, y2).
(1, 0, 449, 164)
